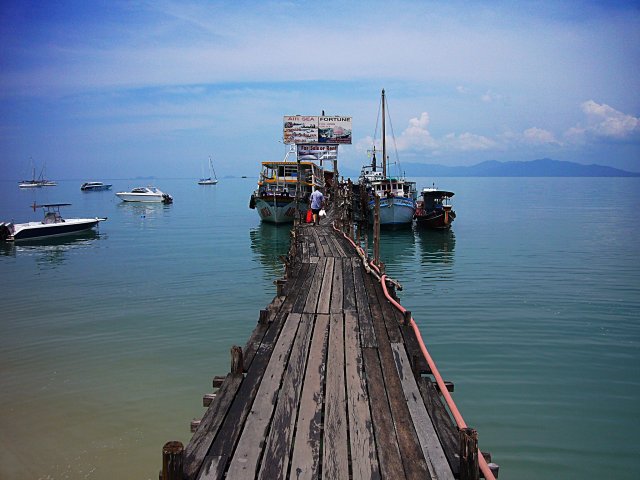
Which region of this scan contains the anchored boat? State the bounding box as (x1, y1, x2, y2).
(360, 90, 417, 227)
(198, 156, 218, 185)
(0, 203, 106, 242)
(249, 146, 331, 224)
(415, 185, 456, 229)
(81, 181, 112, 191)
(115, 186, 173, 203)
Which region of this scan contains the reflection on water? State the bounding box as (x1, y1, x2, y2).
(249, 223, 292, 277)
(416, 228, 456, 265)
(0, 230, 105, 267)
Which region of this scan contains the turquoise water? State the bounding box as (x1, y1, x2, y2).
(1, 177, 639, 479)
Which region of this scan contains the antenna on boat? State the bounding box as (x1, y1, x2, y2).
(382, 89, 386, 179)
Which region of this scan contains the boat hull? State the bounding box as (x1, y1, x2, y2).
(415, 210, 455, 229)
(198, 179, 218, 185)
(368, 196, 416, 226)
(254, 196, 305, 224)
(116, 193, 163, 202)
(4, 218, 102, 241)
(82, 184, 112, 191)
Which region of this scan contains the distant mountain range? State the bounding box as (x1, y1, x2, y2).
(397, 158, 640, 177)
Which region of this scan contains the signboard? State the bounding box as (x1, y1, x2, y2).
(284, 116, 352, 144)
(297, 144, 338, 162)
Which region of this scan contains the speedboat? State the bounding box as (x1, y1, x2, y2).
(115, 186, 173, 203)
(81, 181, 112, 191)
(0, 203, 106, 242)
(415, 185, 456, 229)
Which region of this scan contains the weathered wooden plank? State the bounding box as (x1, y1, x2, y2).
(330, 257, 344, 314)
(399, 324, 431, 376)
(197, 455, 228, 480)
(257, 313, 315, 480)
(329, 233, 348, 257)
(369, 298, 430, 479)
(352, 258, 377, 348)
(363, 272, 403, 344)
(362, 347, 404, 478)
(225, 313, 302, 478)
(345, 311, 381, 480)
(290, 314, 330, 479)
(391, 343, 454, 480)
(317, 257, 335, 314)
(304, 258, 326, 313)
(184, 374, 243, 480)
(324, 313, 349, 479)
(342, 257, 357, 312)
(293, 263, 317, 313)
(417, 377, 460, 477)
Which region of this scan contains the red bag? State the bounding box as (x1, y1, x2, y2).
(306, 209, 313, 223)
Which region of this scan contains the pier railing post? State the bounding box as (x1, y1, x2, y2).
(231, 345, 244, 374)
(161, 441, 184, 480)
(459, 427, 479, 480)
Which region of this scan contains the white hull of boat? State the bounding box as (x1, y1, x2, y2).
(255, 197, 302, 224)
(116, 193, 163, 202)
(198, 179, 218, 185)
(369, 196, 416, 226)
(2, 218, 103, 241)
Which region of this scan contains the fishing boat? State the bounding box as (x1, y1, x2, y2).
(0, 203, 106, 242)
(249, 146, 331, 224)
(115, 186, 173, 203)
(81, 181, 112, 191)
(198, 156, 218, 185)
(360, 90, 417, 226)
(415, 185, 456, 229)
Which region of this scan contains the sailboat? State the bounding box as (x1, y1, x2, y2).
(198, 156, 218, 185)
(18, 158, 56, 187)
(360, 89, 417, 226)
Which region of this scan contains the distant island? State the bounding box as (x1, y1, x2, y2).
(398, 158, 640, 177)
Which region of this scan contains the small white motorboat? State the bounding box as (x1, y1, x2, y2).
(115, 186, 173, 203)
(81, 181, 112, 191)
(0, 203, 106, 242)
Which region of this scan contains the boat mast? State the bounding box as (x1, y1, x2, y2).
(381, 89, 386, 178)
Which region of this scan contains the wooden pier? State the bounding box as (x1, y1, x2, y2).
(161, 197, 498, 479)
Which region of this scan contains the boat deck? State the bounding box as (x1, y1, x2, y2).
(172, 219, 486, 479)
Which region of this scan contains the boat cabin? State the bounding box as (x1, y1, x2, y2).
(38, 203, 71, 224)
(421, 189, 454, 210)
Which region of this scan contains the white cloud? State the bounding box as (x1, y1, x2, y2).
(522, 127, 559, 145)
(395, 112, 438, 150)
(441, 132, 497, 151)
(565, 101, 640, 143)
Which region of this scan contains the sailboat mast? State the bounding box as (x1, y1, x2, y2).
(381, 89, 386, 178)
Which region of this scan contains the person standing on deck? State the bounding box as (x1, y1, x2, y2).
(310, 188, 324, 226)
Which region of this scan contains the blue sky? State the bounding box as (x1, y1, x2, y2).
(1, 0, 639, 180)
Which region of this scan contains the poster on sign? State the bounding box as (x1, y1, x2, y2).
(283, 115, 352, 145)
(318, 116, 352, 144)
(283, 116, 318, 144)
(297, 144, 338, 161)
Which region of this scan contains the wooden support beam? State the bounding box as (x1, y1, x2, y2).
(212, 375, 225, 389)
(161, 441, 184, 480)
(190, 419, 201, 433)
(203, 393, 217, 407)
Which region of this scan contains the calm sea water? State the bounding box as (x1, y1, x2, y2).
(0, 177, 638, 479)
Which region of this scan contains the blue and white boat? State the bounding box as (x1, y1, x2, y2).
(81, 181, 112, 191)
(360, 90, 417, 227)
(0, 203, 106, 242)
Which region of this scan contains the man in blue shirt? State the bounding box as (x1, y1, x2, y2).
(310, 188, 324, 226)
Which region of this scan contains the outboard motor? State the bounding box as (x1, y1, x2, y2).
(162, 194, 173, 204)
